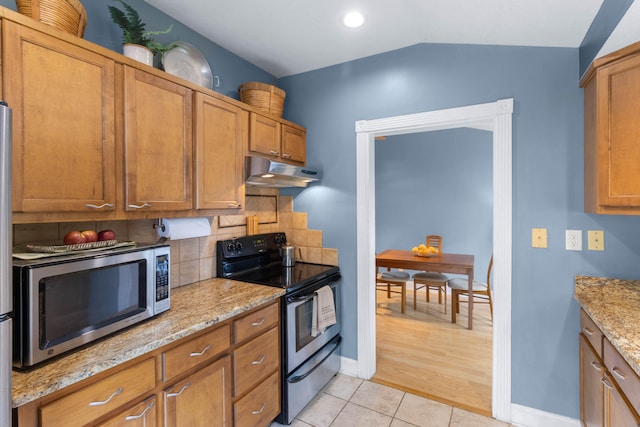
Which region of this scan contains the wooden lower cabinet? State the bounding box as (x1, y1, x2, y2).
(602, 372, 640, 427)
(16, 301, 280, 427)
(164, 356, 232, 427)
(580, 334, 604, 427)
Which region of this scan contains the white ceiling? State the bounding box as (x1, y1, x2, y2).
(144, 0, 620, 78)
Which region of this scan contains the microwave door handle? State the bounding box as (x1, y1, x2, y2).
(288, 336, 341, 383)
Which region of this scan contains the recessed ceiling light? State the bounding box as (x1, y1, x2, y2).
(343, 11, 365, 28)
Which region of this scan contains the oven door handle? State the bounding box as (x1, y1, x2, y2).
(286, 280, 339, 304)
(288, 336, 342, 384)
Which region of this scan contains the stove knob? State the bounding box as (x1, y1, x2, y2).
(234, 242, 243, 251)
(226, 243, 235, 252)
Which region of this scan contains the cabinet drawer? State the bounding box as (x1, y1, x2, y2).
(98, 396, 157, 427)
(40, 358, 156, 427)
(604, 338, 640, 416)
(580, 309, 603, 358)
(234, 302, 279, 344)
(234, 327, 279, 397)
(163, 324, 230, 381)
(234, 371, 280, 427)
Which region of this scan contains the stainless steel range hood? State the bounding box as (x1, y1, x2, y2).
(245, 156, 321, 188)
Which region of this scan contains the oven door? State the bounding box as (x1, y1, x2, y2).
(285, 277, 341, 372)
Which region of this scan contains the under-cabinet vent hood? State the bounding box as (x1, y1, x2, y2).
(245, 156, 321, 188)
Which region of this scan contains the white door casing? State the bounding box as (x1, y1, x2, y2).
(355, 98, 513, 422)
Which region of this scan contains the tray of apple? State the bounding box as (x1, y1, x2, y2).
(411, 244, 440, 257)
(25, 229, 118, 253)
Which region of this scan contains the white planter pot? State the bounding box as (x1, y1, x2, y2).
(123, 44, 153, 66)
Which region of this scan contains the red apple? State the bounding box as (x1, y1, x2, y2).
(63, 230, 86, 245)
(97, 230, 116, 241)
(80, 230, 98, 243)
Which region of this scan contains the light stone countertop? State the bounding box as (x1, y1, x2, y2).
(12, 278, 285, 408)
(574, 275, 640, 377)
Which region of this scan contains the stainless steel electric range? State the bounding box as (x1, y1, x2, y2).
(216, 232, 341, 425)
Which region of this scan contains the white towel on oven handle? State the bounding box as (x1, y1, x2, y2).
(312, 285, 336, 337)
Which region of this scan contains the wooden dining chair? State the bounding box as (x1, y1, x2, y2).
(376, 269, 410, 314)
(412, 235, 449, 312)
(448, 255, 493, 321)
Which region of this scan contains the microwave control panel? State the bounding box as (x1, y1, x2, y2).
(154, 252, 170, 313)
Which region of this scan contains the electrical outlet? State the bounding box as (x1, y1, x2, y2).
(588, 230, 605, 251)
(532, 228, 547, 248)
(566, 230, 582, 251)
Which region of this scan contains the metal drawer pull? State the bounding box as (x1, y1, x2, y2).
(89, 387, 123, 406)
(612, 367, 626, 380)
(85, 203, 114, 209)
(601, 377, 613, 390)
(590, 361, 601, 370)
(128, 203, 151, 209)
(582, 327, 594, 336)
(252, 318, 266, 327)
(190, 344, 211, 357)
(167, 382, 190, 398)
(252, 403, 266, 415)
(252, 355, 266, 365)
(125, 401, 154, 420)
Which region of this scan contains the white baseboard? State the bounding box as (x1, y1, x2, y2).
(338, 356, 359, 378)
(510, 403, 581, 427)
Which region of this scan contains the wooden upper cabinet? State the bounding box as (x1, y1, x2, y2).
(281, 124, 306, 165)
(3, 21, 117, 214)
(248, 112, 280, 158)
(194, 93, 246, 210)
(582, 42, 640, 214)
(123, 66, 193, 212)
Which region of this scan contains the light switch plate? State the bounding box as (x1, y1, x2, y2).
(566, 230, 582, 251)
(532, 228, 547, 248)
(588, 230, 604, 251)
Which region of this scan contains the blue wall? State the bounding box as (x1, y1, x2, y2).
(375, 129, 493, 275)
(279, 43, 640, 419)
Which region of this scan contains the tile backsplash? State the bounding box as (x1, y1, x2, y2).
(13, 188, 338, 289)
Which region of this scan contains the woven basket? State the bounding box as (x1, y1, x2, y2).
(15, 0, 87, 37)
(238, 82, 286, 117)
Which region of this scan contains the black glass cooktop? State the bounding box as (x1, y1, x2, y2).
(229, 262, 340, 293)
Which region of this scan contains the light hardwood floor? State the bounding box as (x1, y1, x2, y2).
(373, 283, 493, 417)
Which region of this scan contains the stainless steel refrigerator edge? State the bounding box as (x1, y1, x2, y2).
(0, 101, 13, 427)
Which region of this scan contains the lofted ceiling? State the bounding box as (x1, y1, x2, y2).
(145, 0, 615, 78)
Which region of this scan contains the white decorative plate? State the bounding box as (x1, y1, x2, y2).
(162, 41, 213, 89)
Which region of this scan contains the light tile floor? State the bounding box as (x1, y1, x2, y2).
(270, 373, 514, 427)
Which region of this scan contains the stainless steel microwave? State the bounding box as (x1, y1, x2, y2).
(12, 243, 170, 368)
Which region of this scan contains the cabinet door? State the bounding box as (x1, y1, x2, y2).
(603, 372, 640, 427)
(580, 335, 604, 427)
(123, 66, 193, 212)
(164, 356, 232, 427)
(281, 124, 306, 165)
(248, 113, 280, 158)
(3, 21, 116, 213)
(595, 55, 640, 208)
(98, 396, 157, 427)
(194, 93, 246, 210)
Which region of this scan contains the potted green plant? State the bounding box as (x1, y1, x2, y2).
(108, 0, 176, 65)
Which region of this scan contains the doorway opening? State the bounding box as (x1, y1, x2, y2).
(354, 99, 513, 422)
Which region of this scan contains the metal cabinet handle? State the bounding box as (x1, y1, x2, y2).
(167, 382, 190, 398)
(601, 376, 613, 390)
(190, 344, 211, 357)
(612, 367, 626, 380)
(590, 360, 602, 371)
(228, 203, 241, 208)
(281, 153, 291, 159)
(582, 327, 594, 336)
(89, 387, 123, 406)
(125, 401, 154, 421)
(269, 150, 279, 156)
(252, 355, 266, 365)
(85, 203, 114, 209)
(128, 203, 151, 209)
(252, 403, 266, 415)
(251, 318, 265, 327)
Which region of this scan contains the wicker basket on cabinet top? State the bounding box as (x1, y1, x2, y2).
(15, 0, 87, 37)
(238, 81, 286, 117)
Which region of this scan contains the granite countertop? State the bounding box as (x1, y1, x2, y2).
(574, 275, 640, 377)
(12, 278, 285, 408)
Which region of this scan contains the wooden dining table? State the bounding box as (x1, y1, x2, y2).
(375, 250, 475, 329)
